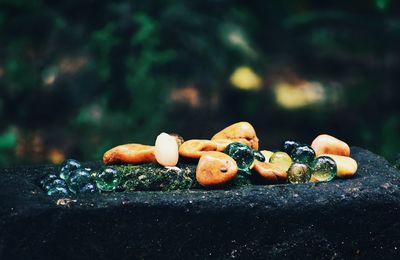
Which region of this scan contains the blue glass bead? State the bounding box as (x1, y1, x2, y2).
(290, 145, 316, 164)
(47, 186, 69, 196)
(282, 140, 300, 155)
(60, 159, 81, 180)
(78, 182, 98, 193)
(40, 174, 58, 188)
(224, 142, 254, 172)
(44, 178, 67, 191)
(66, 169, 92, 194)
(95, 168, 121, 192)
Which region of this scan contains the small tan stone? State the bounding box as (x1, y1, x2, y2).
(155, 133, 179, 167)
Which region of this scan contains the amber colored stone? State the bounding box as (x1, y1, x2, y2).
(211, 122, 259, 150)
(103, 144, 156, 165)
(179, 139, 217, 159)
(311, 134, 350, 157)
(287, 163, 311, 184)
(252, 160, 287, 182)
(196, 151, 238, 186)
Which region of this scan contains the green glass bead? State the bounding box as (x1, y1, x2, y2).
(60, 159, 81, 180)
(253, 150, 266, 162)
(47, 186, 69, 196)
(287, 163, 311, 184)
(224, 142, 254, 172)
(311, 156, 337, 182)
(291, 145, 316, 164)
(269, 152, 292, 172)
(95, 168, 121, 191)
(66, 169, 92, 194)
(282, 140, 300, 155)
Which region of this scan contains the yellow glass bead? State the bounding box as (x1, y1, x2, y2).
(269, 152, 292, 172)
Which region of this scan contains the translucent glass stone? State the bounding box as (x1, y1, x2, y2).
(44, 178, 67, 191)
(253, 150, 266, 162)
(47, 186, 69, 196)
(311, 156, 337, 182)
(66, 169, 92, 194)
(60, 159, 81, 180)
(287, 163, 311, 184)
(40, 174, 58, 188)
(269, 152, 292, 172)
(95, 168, 121, 191)
(282, 140, 300, 155)
(290, 145, 316, 164)
(224, 142, 254, 172)
(78, 182, 98, 193)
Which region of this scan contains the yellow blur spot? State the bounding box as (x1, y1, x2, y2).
(230, 66, 262, 90)
(48, 149, 65, 164)
(274, 81, 325, 109)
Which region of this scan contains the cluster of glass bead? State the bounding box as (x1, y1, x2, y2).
(40, 159, 122, 196)
(224, 141, 337, 184)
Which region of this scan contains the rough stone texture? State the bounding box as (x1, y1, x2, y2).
(0, 147, 399, 259)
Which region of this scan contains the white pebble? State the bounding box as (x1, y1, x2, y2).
(155, 132, 179, 167)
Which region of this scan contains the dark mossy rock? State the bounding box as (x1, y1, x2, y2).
(0, 147, 400, 259)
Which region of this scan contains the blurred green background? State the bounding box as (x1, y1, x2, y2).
(0, 0, 399, 167)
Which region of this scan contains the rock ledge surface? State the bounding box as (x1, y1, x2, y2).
(0, 147, 399, 259)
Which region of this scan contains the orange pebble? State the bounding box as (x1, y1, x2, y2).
(103, 144, 156, 165)
(311, 134, 350, 157)
(211, 122, 259, 150)
(252, 160, 287, 182)
(179, 139, 218, 159)
(196, 151, 238, 186)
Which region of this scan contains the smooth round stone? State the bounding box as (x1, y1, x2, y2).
(40, 174, 58, 188)
(44, 178, 67, 191)
(287, 163, 311, 184)
(47, 186, 69, 196)
(311, 156, 337, 182)
(253, 150, 266, 162)
(95, 168, 121, 191)
(224, 142, 254, 172)
(291, 145, 316, 164)
(269, 152, 292, 172)
(66, 169, 92, 194)
(60, 159, 81, 180)
(78, 182, 98, 193)
(282, 140, 300, 155)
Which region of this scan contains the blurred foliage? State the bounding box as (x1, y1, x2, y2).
(0, 0, 399, 166)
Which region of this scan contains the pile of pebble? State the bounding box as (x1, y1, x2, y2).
(40, 122, 358, 195)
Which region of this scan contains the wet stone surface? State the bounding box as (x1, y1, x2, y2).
(0, 147, 399, 259)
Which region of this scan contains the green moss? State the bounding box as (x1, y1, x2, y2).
(110, 163, 252, 191)
(111, 163, 199, 191)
